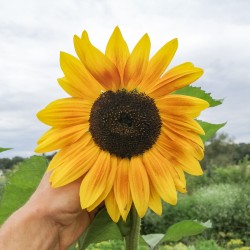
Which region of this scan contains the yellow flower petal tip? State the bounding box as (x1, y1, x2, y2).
(35, 27, 209, 222)
(170, 38, 178, 47)
(81, 30, 89, 40)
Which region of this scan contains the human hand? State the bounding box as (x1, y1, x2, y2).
(0, 172, 96, 250)
(30, 172, 97, 249)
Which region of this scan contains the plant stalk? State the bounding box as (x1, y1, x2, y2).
(125, 206, 141, 250)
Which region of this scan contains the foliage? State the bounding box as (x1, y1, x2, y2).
(201, 133, 250, 169)
(86, 240, 124, 250)
(0, 156, 47, 224)
(142, 220, 211, 249)
(0, 154, 210, 249)
(0, 156, 25, 170)
(75, 208, 122, 250)
(0, 147, 12, 153)
(161, 220, 211, 242)
(235, 143, 250, 162)
(142, 183, 250, 246)
(71, 209, 210, 249)
(198, 121, 226, 143)
(187, 156, 250, 192)
(226, 239, 244, 249)
(174, 86, 223, 107)
(80, 239, 225, 250)
(193, 239, 224, 250)
(174, 86, 226, 144)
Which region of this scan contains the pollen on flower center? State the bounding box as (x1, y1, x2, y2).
(89, 90, 162, 158)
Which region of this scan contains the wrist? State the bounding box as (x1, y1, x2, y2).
(0, 202, 59, 250)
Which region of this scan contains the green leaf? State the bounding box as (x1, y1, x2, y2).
(142, 234, 164, 249)
(198, 120, 226, 142)
(78, 208, 123, 250)
(0, 147, 12, 153)
(139, 236, 151, 248)
(160, 220, 212, 243)
(175, 86, 223, 107)
(0, 156, 47, 224)
(117, 212, 132, 237)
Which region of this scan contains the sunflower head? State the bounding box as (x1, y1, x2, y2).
(35, 26, 209, 222)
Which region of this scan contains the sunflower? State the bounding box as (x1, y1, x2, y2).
(35, 27, 209, 222)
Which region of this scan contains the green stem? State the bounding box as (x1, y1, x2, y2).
(125, 206, 141, 250)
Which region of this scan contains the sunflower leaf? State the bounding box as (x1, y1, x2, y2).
(117, 213, 132, 237)
(159, 220, 212, 243)
(0, 156, 47, 224)
(198, 120, 226, 142)
(78, 208, 123, 250)
(0, 147, 12, 153)
(174, 86, 223, 107)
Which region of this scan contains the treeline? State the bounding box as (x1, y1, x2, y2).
(0, 133, 249, 171)
(0, 157, 25, 171)
(0, 155, 52, 171)
(201, 133, 250, 169)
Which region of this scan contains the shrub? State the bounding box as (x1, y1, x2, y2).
(194, 239, 223, 250)
(186, 158, 250, 193)
(226, 239, 244, 249)
(142, 183, 250, 245)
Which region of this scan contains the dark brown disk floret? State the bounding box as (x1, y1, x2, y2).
(89, 90, 162, 158)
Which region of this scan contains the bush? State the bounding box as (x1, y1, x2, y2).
(142, 183, 250, 245)
(186, 158, 250, 193)
(194, 239, 223, 250)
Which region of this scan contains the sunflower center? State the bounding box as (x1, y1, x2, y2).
(89, 89, 162, 158)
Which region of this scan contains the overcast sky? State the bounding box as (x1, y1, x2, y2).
(0, 0, 250, 158)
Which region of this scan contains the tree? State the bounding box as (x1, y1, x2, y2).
(201, 133, 239, 169)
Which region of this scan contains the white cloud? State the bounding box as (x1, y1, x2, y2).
(0, 0, 250, 157)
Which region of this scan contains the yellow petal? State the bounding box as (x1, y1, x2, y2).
(156, 95, 209, 118)
(105, 26, 130, 87)
(47, 133, 92, 171)
(105, 189, 121, 223)
(74, 33, 120, 91)
(143, 148, 177, 205)
(129, 156, 150, 218)
(168, 166, 187, 193)
(177, 157, 203, 176)
(148, 63, 204, 97)
(123, 34, 150, 90)
(148, 181, 162, 215)
(86, 156, 118, 212)
(37, 98, 92, 127)
(35, 123, 89, 153)
(114, 158, 132, 221)
(59, 52, 103, 99)
(161, 114, 205, 135)
(80, 151, 111, 208)
(161, 125, 204, 160)
(161, 121, 204, 149)
(49, 137, 99, 187)
(139, 38, 178, 92)
(58, 77, 82, 98)
(156, 136, 203, 176)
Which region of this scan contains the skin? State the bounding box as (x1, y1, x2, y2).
(0, 172, 96, 250)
